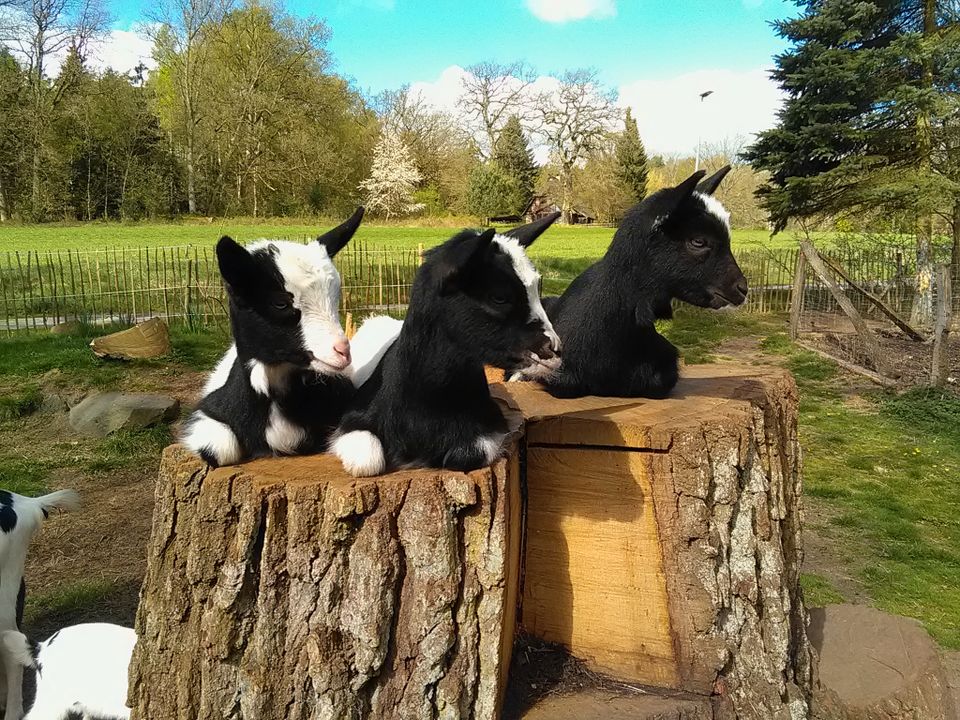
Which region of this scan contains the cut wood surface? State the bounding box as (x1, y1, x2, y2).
(90, 317, 170, 359)
(130, 396, 523, 720)
(499, 365, 814, 720)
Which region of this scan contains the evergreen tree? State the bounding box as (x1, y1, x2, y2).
(744, 0, 959, 325)
(360, 129, 424, 219)
(466, 163, 522, 219)
(615, 108, 648, 202)
(492, 115, 537, 213)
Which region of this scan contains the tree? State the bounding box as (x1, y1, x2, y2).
(458, 60, 536, 158)
(0, 49, 27, 220)
(359, 129, 423, 219)
(616, 107, 648, 203)
(147, 0, 232, 214)
(492, 114, 537, 214)
(744, 0, 960, 326)
(465, 163, 522, 220)
(535, 68, 620, 224)
(1, 0, 109, 218)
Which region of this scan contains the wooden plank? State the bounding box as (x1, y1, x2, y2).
(522, 446, 679, 688)
(819, 251, 927, 342)
(789, 251, 807, 339)
(796, 340, 897, 388)
(800, 241, 889, 375)
(931, 265, 952, 386)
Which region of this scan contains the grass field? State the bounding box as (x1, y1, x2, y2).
(0, 220, 812, 254)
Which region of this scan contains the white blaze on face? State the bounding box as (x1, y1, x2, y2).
(492, 235, 561, 352)
(694, 192, 731, 229)
(247, 239, 348, 374)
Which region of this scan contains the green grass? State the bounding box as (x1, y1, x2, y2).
(0, 455, 51, 495)
(86, 425, 173, 473)
(801, 573, 846, 607)
(22, 579, 128, 627)
(0, 220, 819, 253)
(0, 384, 42, 421)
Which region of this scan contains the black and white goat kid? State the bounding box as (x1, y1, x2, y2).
(0, 490, 79, 720)
(182, 208, 390, 467)
(513, 167, 747, 399)
(332, 215, 561, 477)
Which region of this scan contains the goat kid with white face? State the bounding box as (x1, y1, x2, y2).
(182, 208, 380, 468)
(332, 215, 561, 477)
(2, 623, 135, 720)
(515, 167, 747, 399)
(0, 490, 79, 720)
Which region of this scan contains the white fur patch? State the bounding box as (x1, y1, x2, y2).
(202, 344, 237, 397)
(265, 403, 306, 455)
(348, 316, 403, 388)
(475, 434, 506, 466)
(695, 192, 731, 229)
(247, 360, 292, 396)
(493, 235, 561, 351)
(182, 412, 242, 466)
(331, 430, 386, 477)
(247, 239, 349, 374)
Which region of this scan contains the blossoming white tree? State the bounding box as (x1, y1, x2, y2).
(359, 129, 424, 219)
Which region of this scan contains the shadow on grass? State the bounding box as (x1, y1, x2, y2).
(23, 578, 141, 639)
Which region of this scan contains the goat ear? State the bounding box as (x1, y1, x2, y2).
(696, 165, 731, 196)
(502, 211, 561, 248)
(216, 236, 260, 300)
(437, 228, 496, 295)
(659, 170, 707, 218)
(317, 206, 364, 258)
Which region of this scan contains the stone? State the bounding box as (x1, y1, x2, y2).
(69, 392, 179, 437)
(50, 320, 82, 335)
(39, 394, 69, 415)
(810, 604, 956, 720)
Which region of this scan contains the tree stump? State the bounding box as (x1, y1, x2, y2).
(499, 364, 814, 720)
(130, 398, 523, 720)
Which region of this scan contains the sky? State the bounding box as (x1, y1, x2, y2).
(92, 0, 797, 156)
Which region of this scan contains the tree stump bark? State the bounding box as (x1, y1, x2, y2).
(130, 400, 523, 720)
(500, 364, 814, 720)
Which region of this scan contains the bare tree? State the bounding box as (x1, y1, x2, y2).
(1, 0, 108, 217)
(458, 60, 536, 158)
(535, 68, 619, 224)
(145, 0, 232, 214)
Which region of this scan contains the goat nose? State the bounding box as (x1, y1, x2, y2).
(334, 339, 351, 364)
(736, 279, 748, 296)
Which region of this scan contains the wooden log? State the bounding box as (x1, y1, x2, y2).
(90, 317, 171, 360)
(499, 364, 814, 720)
(931, 264, 952, 386)
(130, 397, 524, 720)
(790, 251, 807, 339)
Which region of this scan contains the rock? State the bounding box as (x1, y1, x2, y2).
(810, 604, 956, 720)
(50, 320, 82, 335)
(69, 392, 179, 437)
(90, 317, 170, 360)
(39, 394, 69, 415)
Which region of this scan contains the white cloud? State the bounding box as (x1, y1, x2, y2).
(406, 64, 783, 160)
(88, 28, 155, 74)
(525, 0, 616, 23)
(618, 67, 784, 156)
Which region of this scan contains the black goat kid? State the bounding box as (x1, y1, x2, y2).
(331, 216, 561, 477)
(517, 167, 747, 399)
(182, 208, 378, 467)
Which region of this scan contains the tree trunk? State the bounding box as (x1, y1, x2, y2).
(560, 162, 573, 225)
(501, 364, 814, 720)
(912, 0, 937, 329)
(951, 200, 960, 292)
(186, 128, 197, 214)
(0, 175, 7, 222)
(131, 416, 523, 720)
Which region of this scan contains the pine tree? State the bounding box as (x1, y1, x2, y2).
(492, 115, 537, 214)
(615, 108, 648, 202)
(359, 129, 424, 219)
(466, 163, 522, 219)
(744, 0, 959, 326)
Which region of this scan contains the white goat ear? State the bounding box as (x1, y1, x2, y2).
(503, 211, 561, 248)
(317, 206, 364, 258)
(436, 228, 496, 295)
(696, 165, 732, 196)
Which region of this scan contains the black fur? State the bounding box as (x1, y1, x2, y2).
(337, 222, 557, 474)
(185, 209, 363, 467)
(540, 167, 747, 399)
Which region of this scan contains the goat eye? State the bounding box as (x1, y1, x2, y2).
(272, 300, 291, 310)
(689, 238, 708, 250)
(489, 293, 510, 305)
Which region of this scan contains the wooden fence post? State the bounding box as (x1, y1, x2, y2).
(931, 264, 952, 386)
(789, 251, 807, 339)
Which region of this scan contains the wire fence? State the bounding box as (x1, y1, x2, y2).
(1, 239, 956, 334)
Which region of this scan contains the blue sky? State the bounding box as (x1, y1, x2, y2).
(98, 0, 798, 155)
